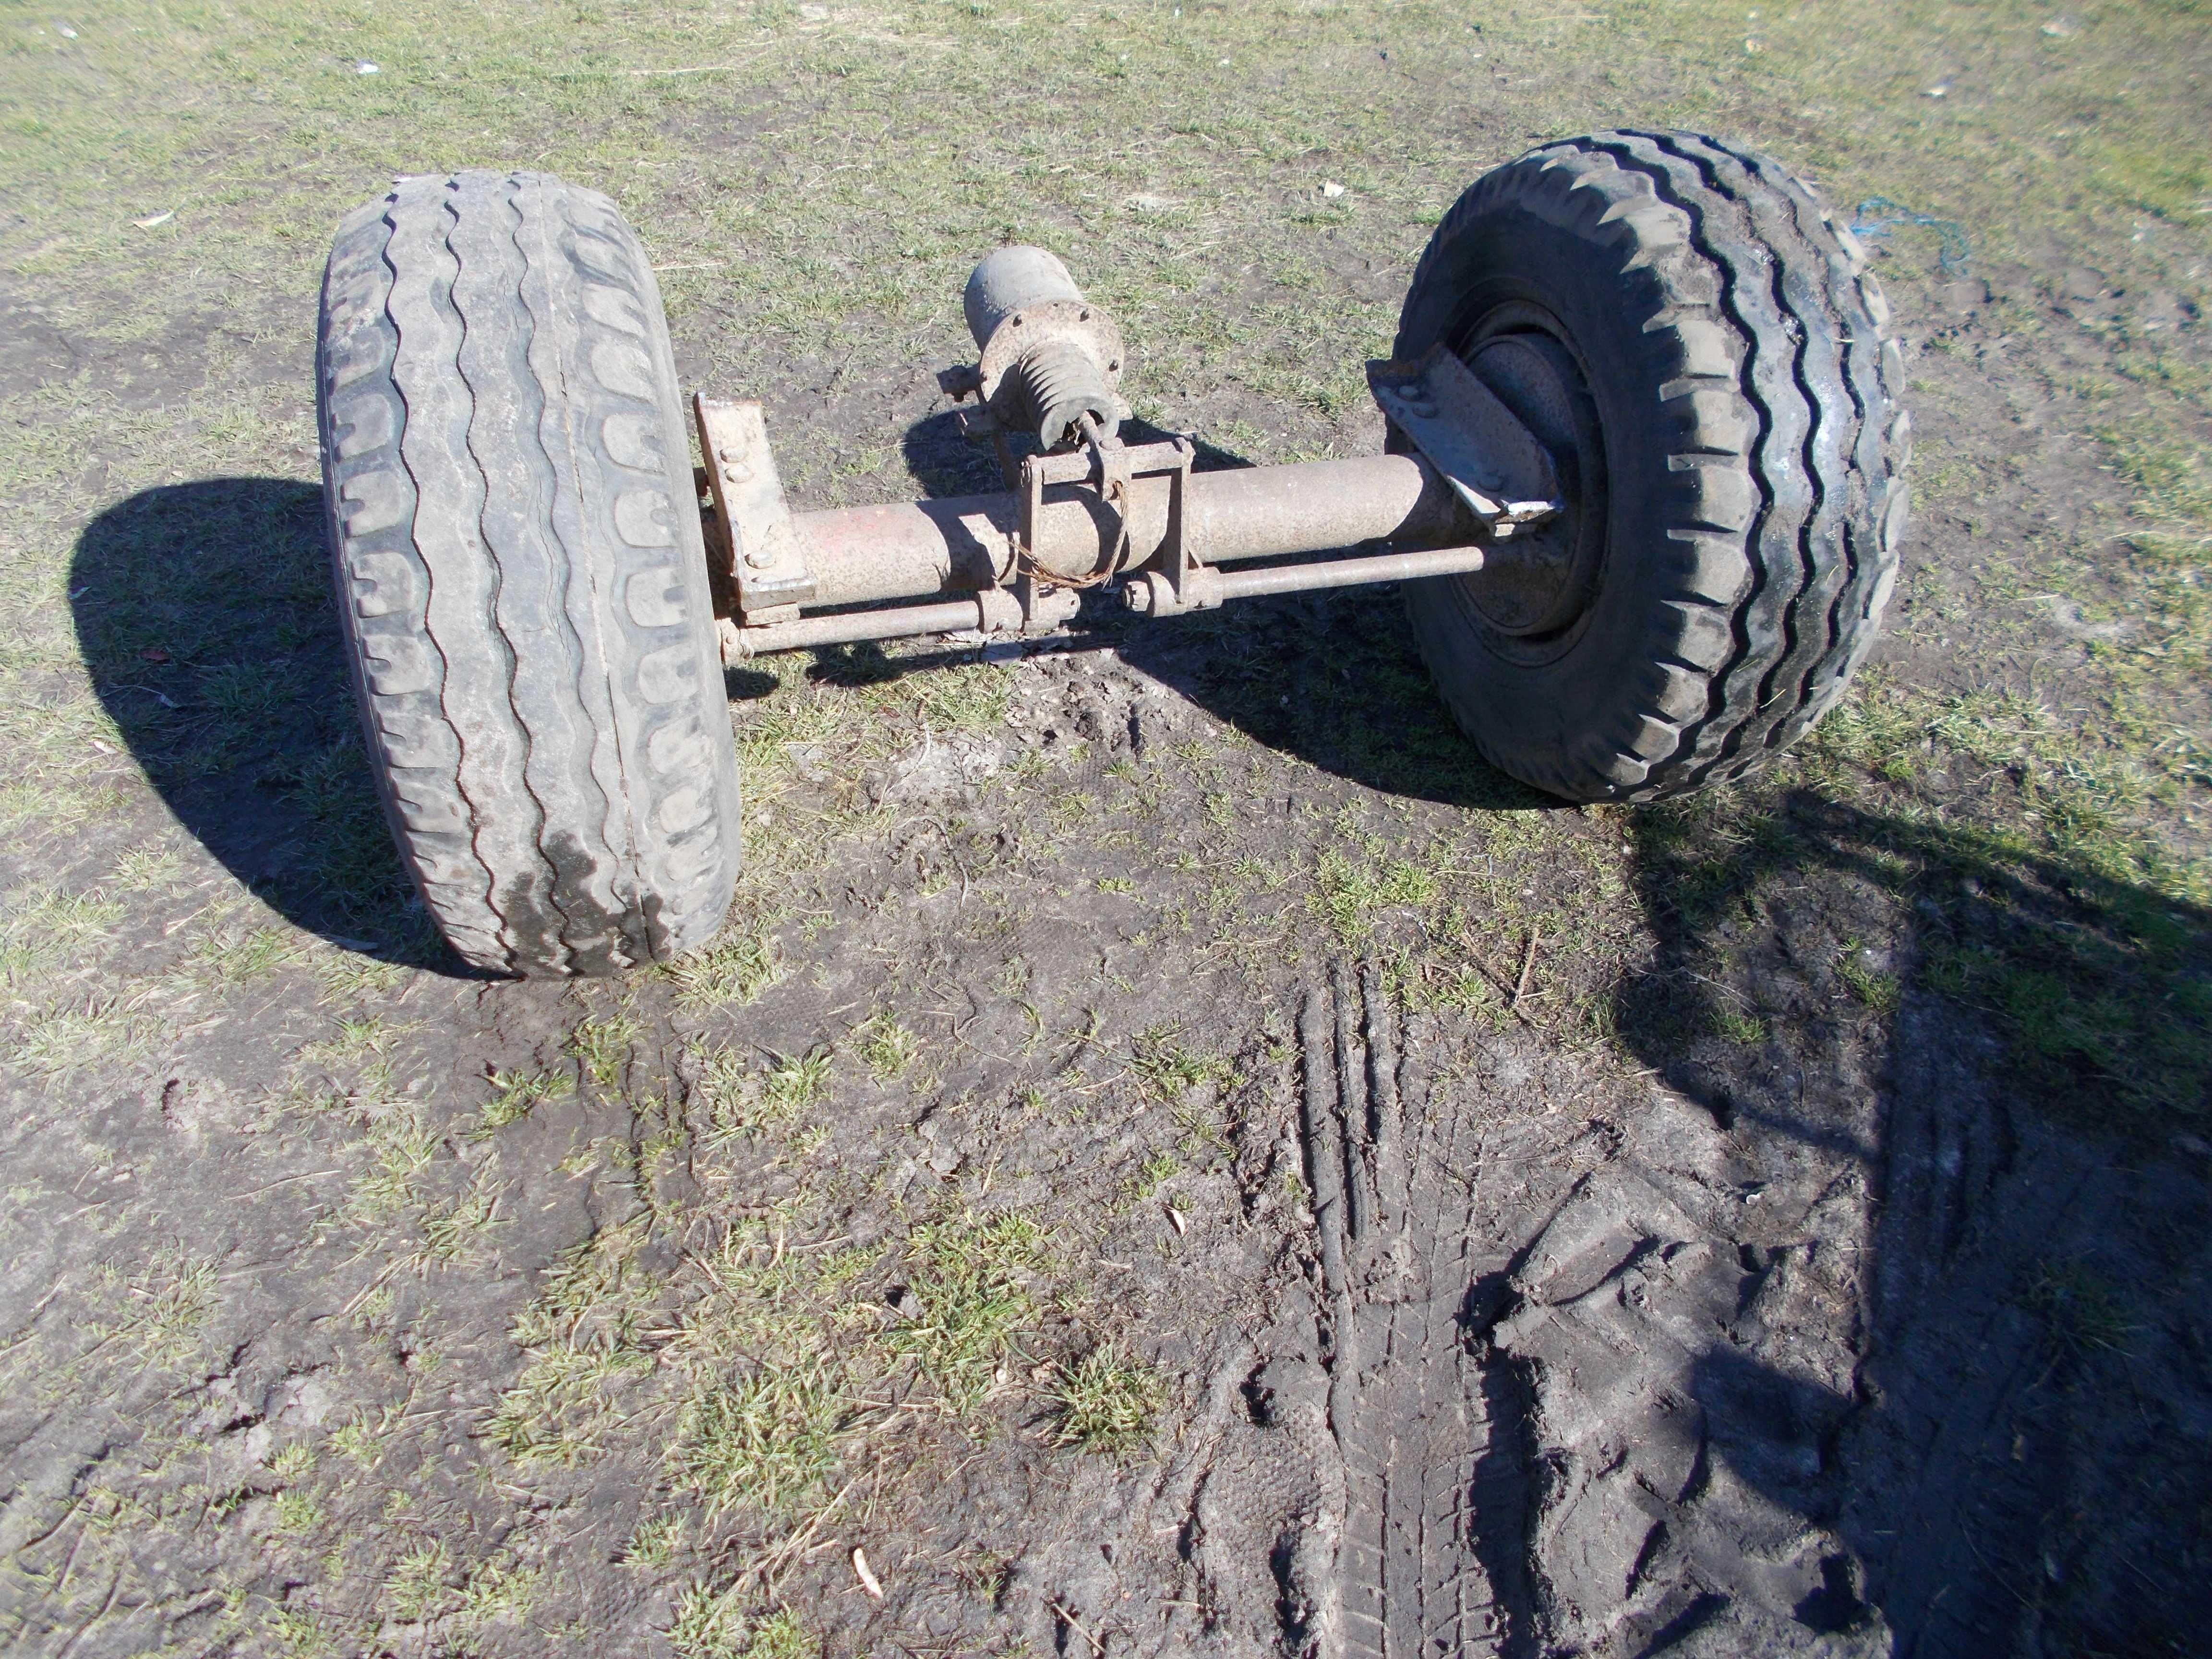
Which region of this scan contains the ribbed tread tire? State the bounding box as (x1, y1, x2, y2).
(1397, 129, 1909, 802)
(316, 171, 740, 976)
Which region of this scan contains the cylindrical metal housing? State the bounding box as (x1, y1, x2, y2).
(963, 246, 1088, 349)
(789, 453, 1473, 608)
(1000, 337, 1117, 450)
(962, 245, 1124, 446)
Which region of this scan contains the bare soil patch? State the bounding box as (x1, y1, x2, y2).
(3, 3, 2208, 1656)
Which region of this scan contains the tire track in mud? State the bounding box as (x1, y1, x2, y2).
(1010, 950, 1889, 1657)
(1294, 965, 1890, 1659)
(1299, 962, 1522, 1659)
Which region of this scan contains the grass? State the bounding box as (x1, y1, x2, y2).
(1632, 671, 2212, 1118)
(672, 914, 787, 1010)
(670, 1358, 853, 1519)
(569, 1013, 641, 1092)
(487, 1221, 658, 1466)
(412, 1178, 504, 1268)
(4, 994, 158, 1082)
(454, 1557, 542, 1638)
(671, 1589, 817, 1659)
(80, 1250, 218, 1373)
(623, 1515, 684, 1569)
(1048, 1343, 1163, 1456)
(887, 1210, 1050, 1419)
(269, 1608, 335, 1659)
(384, 1539, 457, 1623)
(1128, 1022, 1236, 1103)
(340, 1107, 442, 1228)
(1837, 946, 1904, 1016)
(693, 1046, 833, 1144)
(1310, 847, 1440, 948)
(2027, 1262, 2140, 1360)
(2, 0, 2208, 1647)
(854, 1015, 924, 1083)
(0, 882, 122, 983)
(472, 1068, 573, 1137)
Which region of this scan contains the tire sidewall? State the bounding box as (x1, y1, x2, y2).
(1397, 183, 1706, 800)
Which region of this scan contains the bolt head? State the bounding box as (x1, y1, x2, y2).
(721, 460, 754, 485)
(743, 546, 773, 570)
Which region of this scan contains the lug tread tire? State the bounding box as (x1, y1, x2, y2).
(1397, 130, 1906, 801)
(317, 171, 739, 975)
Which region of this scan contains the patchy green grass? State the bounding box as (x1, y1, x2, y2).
(487, 1221, 658, 1466)
(670, 1589, 816, 1659)
(854, 1015, 923, 1083)
(2028, 1261, 2140, 1360)
(1048, 1343, 1164, 1457)
(80, 1249, 218, 1373)
(1310, 847, 1440, 948)
(671, 1359, 853, 1520)
(623, 1514, 685, 1569)
(569, 1013, 641, 1094)
(472, 1068, 573, 1138)
(1633, 667, 2212, 1119)
(1128, 1022, 1235, 1103)
(1837, 947, 1904, 1016)
(384, 1539, 457, 1623)
(672, 912, 787, 1010)
(693, 1045, 834, 1145)
(887, 1210, 1049, 1419)
(0, 882, 122, 983)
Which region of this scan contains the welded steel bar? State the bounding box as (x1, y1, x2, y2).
(720, 598, 988, 659)
(790, 453, 1471, 608)
(727, 540, 1489, 659)
(1125, 543, 1489, 615)
(1207, 542, 1488, 600)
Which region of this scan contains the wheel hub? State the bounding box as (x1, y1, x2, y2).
(1457, 328, 1607, 638)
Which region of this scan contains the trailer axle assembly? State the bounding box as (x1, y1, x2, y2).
(316, 135, 1907, 975)
(699, 245, 1559, 661)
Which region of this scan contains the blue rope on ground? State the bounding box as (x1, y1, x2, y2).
(1850, 196, 1972, 276)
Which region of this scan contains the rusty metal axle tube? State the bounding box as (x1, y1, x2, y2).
(725, 542, 1484, 657)
(786, 452, 1472, 609)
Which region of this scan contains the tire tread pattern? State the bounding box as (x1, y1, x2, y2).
(316, 171, 739, 975)
(1306, 964, 1519, 1658)
(1399, 130, 1905, 801)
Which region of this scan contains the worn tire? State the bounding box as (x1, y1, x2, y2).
(316, 171, 740, 976)
(1396, 130, 1909, 802)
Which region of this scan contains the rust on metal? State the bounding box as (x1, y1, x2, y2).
(1122, 543, 1489, 617)
(1017, 429, 1193, 587)
(690, 244, 1563, 661)
(693, 395, 817, 615)
(1367, 347, 1561, 533)
(784, 454, 1472, 608)
(719, 584, 1080, 662)
(958, 246, 1127, 447)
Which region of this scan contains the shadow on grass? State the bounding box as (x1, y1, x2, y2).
(1617, 780, 2211, 1653)
(889, 409, 1557, 812)
(69, 477, 445, 968)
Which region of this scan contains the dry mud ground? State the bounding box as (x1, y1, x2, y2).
(3, 3, 2210, 1656)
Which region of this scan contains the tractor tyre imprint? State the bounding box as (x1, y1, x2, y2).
(1283, 968, 1888, 1659)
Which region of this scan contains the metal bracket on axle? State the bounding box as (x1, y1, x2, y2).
(1367, 347, 1562, 536)
(1016, 430, 1196, 590)
(694, 396, 818, 623)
